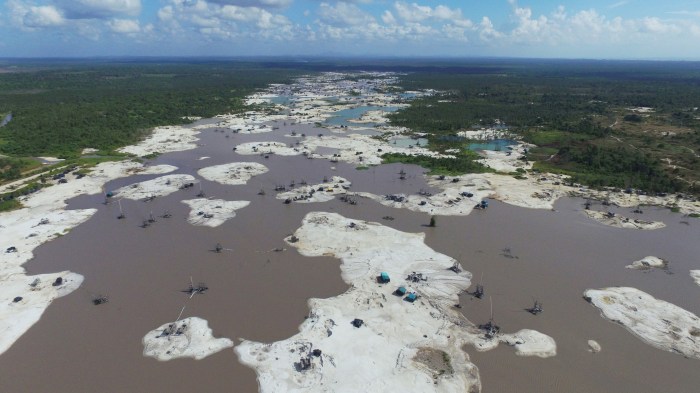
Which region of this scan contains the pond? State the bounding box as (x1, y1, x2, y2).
(0, 113, 12, 127)
(467, 138, 517, 151)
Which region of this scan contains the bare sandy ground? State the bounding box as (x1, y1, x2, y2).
(118, 126, 200, 157)
(197, 162, 269, 186)
(235, 212, 556, 392)
(181, 198, 250, 227)
(584, 287, 700, 359)
(142, 317, 233, 361)
(0, 161, 176, 355)
(690, 270, 700, 287)
(114, 174, 197, 200)
(276, 176, 351, 204)
(626, 256, 668, 270)
(583, 210, 666, 230)
(0, 271, 83, 355)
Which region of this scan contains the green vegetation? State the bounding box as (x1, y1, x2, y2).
(0, 199, 21, 212)
(382, 150, 490, 176)
(0, 157, 42, 182)
(388, 60, 700, 194)
(0, 61, 300, 158)
(0, 180, 47, 211)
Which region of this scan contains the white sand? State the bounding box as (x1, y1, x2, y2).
(584, 287, 700, 359)
(206, 111, 286, 134)
(570, 189, 700, 216)
(235, 141, 301, 157)
(583, 210, 666, 230)
(235, 134, 443, 166)
(499, 329, 557, 358)
(476, 143, 532, 173)
(0, 272, 83, 356)
(353, 173, 565, 217)
(626, 256, 667, 270)
(235, 212, 481, 392)
(181, 198, 250, 227)
(457, 129, 511, 140)
(465, 327, 557, 358)
(276, 176, 351, 203)
(142, 317, 233, 361)
(118, 125, 199, 157)
(197, 162, 268, 186)
(588, 340, 602, 353)
(0, 161, 177, 355)
(691, 270, 700, 287)
(114, 174, 196, 200)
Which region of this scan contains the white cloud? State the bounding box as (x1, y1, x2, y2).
(158, 6, 174, 22)
(154, 0, 296, 41)
(393, 2, 472, 28)
(318, 2, 375, 26)
(639, 17, 680, 34)
(478, 16, 501, 42)
(381, 10, 396, 25)
(23, 5, 64, 27)
(107, 18, 141, 34)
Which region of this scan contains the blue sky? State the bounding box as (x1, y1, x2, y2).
(2, 0, 700, 59)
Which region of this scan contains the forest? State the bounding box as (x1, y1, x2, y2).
(387, 60, 700, 194)
(0, 60, 299, 182)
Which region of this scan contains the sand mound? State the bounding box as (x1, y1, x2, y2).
(142, 317, 233, 361)
(584, 287, 700, 359)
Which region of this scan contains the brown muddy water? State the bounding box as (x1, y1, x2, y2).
(1, 122, 699, 393)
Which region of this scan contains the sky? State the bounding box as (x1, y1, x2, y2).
(2, 0, 700, 59)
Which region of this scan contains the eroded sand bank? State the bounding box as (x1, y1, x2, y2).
(583, 210, 666, 230)
(181, 198, 250, 227)
(235, 212, 480, 392)
(236, 212, 556, 392)
(142, 317, 233, 361)
(197, 162, 269, 186)
(584, 287, 700, 359)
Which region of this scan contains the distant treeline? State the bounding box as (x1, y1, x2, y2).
(0, 61, 299, 157)
(387, 61, 700, 194)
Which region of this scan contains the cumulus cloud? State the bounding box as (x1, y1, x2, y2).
(318, 2, 375, 26)
(154, 0, 296, 41)
(23, 5, 64, 27)
(4, 0, 700, 57)
(393, 2, 471, 27)
(107, 18, 141, 34)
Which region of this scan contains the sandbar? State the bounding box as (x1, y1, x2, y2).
(197, 162, 268, 186)
(142, 317, 233, 361)
(584, 287, 700, 359)
(181, 198, 250, 227)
